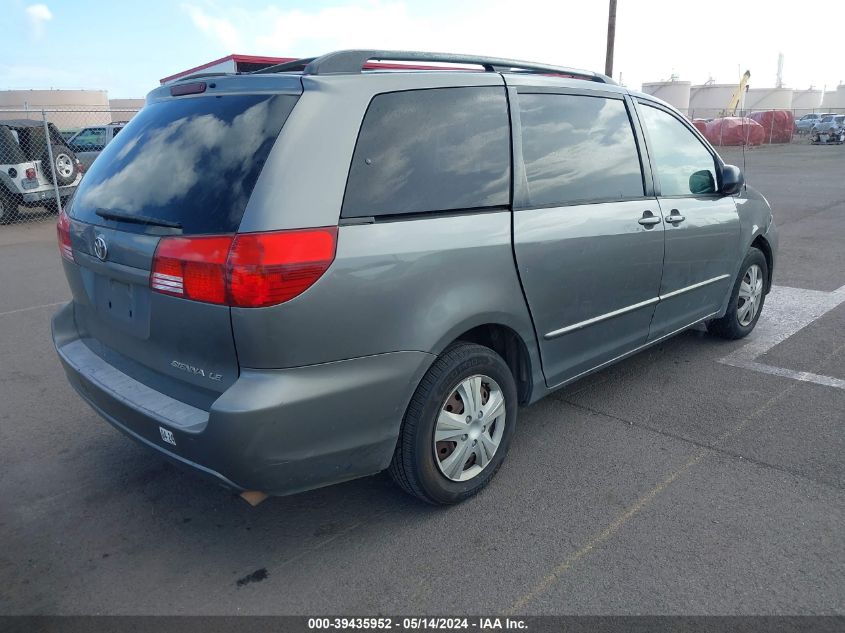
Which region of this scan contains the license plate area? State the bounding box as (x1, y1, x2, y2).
(93, 275, 150, 337)
(103, 279, 134, 321)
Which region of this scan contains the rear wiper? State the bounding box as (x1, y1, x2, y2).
(96, 209, 182, 229)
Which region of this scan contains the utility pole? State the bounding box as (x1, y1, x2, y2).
(605, 0, 617, 78)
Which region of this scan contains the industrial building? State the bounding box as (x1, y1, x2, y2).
(0, 89, 144, 124)
(160, 54, 293, 84)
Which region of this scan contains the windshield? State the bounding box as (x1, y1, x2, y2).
(70, 93, 299, 234)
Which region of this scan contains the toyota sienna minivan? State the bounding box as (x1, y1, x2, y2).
(53, 50, 777, 504)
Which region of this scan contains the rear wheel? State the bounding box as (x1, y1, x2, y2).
(388, 342, 517, 504)
(708, 247, 768, 339)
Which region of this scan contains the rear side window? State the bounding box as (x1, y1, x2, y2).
(518, 93, 644, 207)
(342, 87, 510, 218)
(638, 104, 717, 196)
(71, 94, 299, 234)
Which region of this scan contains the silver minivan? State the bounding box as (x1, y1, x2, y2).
(53, 50, 778, 504)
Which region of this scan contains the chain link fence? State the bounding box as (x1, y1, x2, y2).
(0, 108, 140, 224)
(673, 107, 845, 147)
(683, 107, 845, 120)
(0, 102, 837, 226)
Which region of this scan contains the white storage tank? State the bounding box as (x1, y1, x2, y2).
(744, 87, 794, 111)
(791, 89, 823, 112)
(641, 81, 691, 113)
(689, 83, 739, 119)
(821, 85, 845, 111)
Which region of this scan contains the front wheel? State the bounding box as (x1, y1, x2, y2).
(708, 247, 768, 339)
(388, 342, 518, 504)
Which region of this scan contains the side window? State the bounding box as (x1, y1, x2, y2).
(111, 127, 122, 139)
(72, 128, 107, 150)
(639, 104, 717, 196)
(518, 94, 644, 206)
(342, 87, 510, 218)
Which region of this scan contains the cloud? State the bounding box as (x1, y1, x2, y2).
(178, 1, 605, 71)
(176, 0, 841, 91)
(182, 4, 242, 51)
(25, 3, 53, 38)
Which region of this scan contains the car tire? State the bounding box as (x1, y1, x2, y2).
(388, 342, 518, 505)
(0, 191, 18, 224)
(42, 145, 78, 186)
(708, 247, 768, 340)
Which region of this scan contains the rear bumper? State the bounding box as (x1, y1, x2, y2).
(21, 184, 77, 205)
(52, 302, 434, 496)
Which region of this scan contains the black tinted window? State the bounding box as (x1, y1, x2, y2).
(71, 94, 298, 234)
(519, 94, 644, 206)
(639, 104, 717, 196)
(342, 87, 510, 218)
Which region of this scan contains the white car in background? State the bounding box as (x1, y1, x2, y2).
(795, 113, 833, 134)
(810, 115, 845, 144)
(0, 119, 82, 223)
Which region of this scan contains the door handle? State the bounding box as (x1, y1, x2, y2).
(666, 209, 686, 224)
(638, 211, 661, 226)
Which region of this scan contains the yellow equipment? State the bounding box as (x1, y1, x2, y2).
(726, 71, 751, 116)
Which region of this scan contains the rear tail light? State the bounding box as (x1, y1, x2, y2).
(151, 235, 231, 304)
(150, 227, 337, 308)
(57, 209, 74, 262)
(25, 168, 36, 180)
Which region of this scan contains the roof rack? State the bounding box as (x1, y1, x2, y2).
(175, 71, 237, 82)
(253, 58, 316, 74)
(253, 50, 614, 84)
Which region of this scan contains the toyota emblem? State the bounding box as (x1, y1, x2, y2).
(93, 235, 108, 261)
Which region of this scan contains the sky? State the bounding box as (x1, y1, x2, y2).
(1, 0, 842, 99)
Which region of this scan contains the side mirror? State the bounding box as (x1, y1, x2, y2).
(689, 170, 716, 195)
(719, 164, 744, 196)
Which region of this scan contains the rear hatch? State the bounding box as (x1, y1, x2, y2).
(62, 82, 301, 407)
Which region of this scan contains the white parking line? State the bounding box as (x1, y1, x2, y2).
(719, 284, 845, 390)
(0, 301, 66, 318)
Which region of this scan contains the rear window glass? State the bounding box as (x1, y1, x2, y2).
(342, 87, 510, 218)
(519, 94, 644, 207)
(71, 94, 298, 234)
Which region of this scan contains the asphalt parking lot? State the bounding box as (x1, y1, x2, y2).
(1, 143, 843, 616)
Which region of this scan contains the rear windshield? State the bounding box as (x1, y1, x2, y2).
(70, 93, 299, 234)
